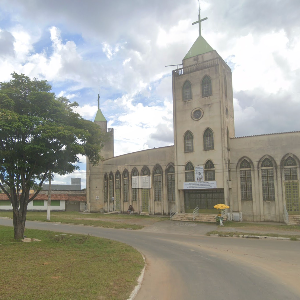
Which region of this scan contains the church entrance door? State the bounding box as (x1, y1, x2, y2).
(141, 189, 149, 213)
(285, 182, 300, 214)
(184, 188, 224, 213)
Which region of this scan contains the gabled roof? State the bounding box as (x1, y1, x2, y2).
(184, 35, 214, 59)
(94, 109, 106, 122)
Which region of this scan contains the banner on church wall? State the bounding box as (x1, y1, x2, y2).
(132, 176, 151, 189)
(184, 181, 217, 190)
(195, 166, 204, 182)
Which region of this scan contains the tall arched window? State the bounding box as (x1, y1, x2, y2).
(153, 164, 163, 201)
(109, 172, 114, 202)
(131, 168, 139, 202)
(185, 162, 194, 182)
(123, 169, 129, 202)
(202, 75, 212, 97)
(104, 173, 108, 202)
(166, 164, 175, 202)
(240, 159, 252, 200)
(184, 131, 194, 153)
(205, 160, 215, 181)
(283, 156, 299, 213)
(261, 158, 275, 201)
(203, 128, 214, 151)
(115, 171, 121, 209)
(182, 80, 192, 101)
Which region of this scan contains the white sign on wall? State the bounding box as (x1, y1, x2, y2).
(184, 181, 217, 190)
(195, 166, 204, 182)
(132, 176, 151, 189)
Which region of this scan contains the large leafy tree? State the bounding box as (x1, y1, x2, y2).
(0, 73, 103, 239)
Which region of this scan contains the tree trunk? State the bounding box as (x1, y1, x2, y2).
(13, 207, 27, 240)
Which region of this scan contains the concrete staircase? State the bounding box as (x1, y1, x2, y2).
(171, 213, 225, 223)
(288, 215, 300, 225)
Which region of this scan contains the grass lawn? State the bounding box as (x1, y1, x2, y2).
(206, 221, 300, 240)
(222, 221, 300, 232)
(0, 211, 166, 229)
(0, 226, 144, 300)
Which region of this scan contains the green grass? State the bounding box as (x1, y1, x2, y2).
(222, 221, 300, 231)
(0, 226, 144, 300)
(0, 211, 164, 230)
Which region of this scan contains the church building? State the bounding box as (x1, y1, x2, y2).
(86, 9, 300, 223)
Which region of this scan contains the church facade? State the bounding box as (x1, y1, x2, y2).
(86, 21, 300, 223)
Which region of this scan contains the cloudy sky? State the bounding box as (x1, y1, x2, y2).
(1, 0, 300, 188)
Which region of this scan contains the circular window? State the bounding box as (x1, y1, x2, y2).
(191, 108, 203, 121)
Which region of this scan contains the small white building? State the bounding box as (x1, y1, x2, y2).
(0, 178, 86, 212)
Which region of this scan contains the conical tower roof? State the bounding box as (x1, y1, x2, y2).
(184, 35, 214, 59)
(94, 109, 106, 122)
(94, 93, 106, 122)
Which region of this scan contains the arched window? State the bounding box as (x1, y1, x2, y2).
(109, 172, 114, 202)
(203, 128, 214, 151)
(104, 173, 108, 202)
(202, 75, 212, 97)
(131, 168, 139, 202)
(141, 166, 150, 176)
(240, 159, 252, 200)
(205, 160, 215, 181)
(123, 169, 129, 202)
(261, 158, 275, 201)
(166, 164, 175, 202)
(283, 156, 299, 213)
(115, 171, 121, 209)
(185, 162, 194, 182)
(184, 131, 194, 153)
(153, 164, 163, 201)
(182, 80, 192, 101)
(284, 156, 297, 180)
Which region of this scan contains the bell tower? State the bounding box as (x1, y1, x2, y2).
(173, 5, 234, 213)
(86, 94, 114, 212)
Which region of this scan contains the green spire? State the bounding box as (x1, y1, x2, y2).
(94, 94, 106, 122)
(95, 109, 106, 122)
(184, 35, 213, 59)
(184, 1, 213, 59)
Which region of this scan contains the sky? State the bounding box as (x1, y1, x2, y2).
(1, 0, 300, 188)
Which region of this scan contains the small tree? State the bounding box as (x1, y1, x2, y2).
(0, 73, 103, 239)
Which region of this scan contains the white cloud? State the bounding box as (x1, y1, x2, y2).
(51, 170, 86, 189)
(57, 91, 77, 100)
(72, 104, 98, 120)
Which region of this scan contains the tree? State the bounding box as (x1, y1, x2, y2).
(0, 73, 103, 239)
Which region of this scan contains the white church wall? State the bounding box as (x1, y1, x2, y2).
(230, 131, 300, 222)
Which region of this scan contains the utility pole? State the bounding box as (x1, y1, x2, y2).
(47, 172, 52, 221)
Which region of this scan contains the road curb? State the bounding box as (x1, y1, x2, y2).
(209, 234, 297, 240)
(128, 254, 146, 300)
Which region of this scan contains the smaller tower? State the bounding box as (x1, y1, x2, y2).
(86, 95, 114, 212)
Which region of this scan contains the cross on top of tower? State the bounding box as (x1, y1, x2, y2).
(192, 0, 208, 37)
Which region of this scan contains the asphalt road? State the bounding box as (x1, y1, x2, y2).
(1, 218, 300, 300)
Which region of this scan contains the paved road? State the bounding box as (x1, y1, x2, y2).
(1, 218, 300, 300)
